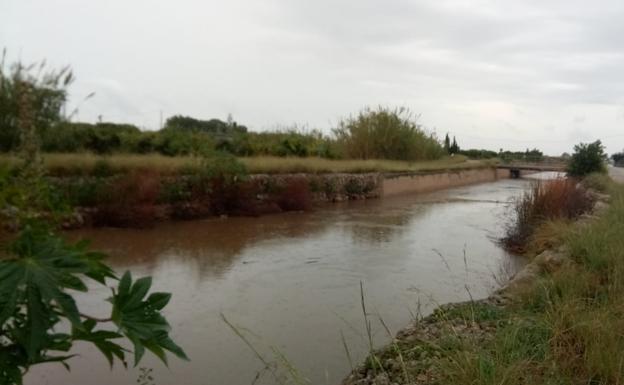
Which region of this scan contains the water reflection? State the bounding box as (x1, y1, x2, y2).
(30, 178, 529, 385)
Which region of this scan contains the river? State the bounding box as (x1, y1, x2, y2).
(28, 177, 531, 385)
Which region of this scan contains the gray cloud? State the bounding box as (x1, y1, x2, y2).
(2, 0, 624, 154)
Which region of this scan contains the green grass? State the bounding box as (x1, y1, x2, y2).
(437, 174, 624, 385)
(348, 174, 624, 385)
(0, 153, 494, 176)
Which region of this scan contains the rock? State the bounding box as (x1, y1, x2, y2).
(593, 200, 609, 214)
(533, 250, 565, 272)
(371, 374, 390, 385)
(592, 192, 610, 202)
(503, 262, 541, 292)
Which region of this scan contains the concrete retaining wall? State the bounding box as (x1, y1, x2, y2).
(382, 168, 508, 197)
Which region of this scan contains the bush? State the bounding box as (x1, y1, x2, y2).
(197, 152, 249, 214)
(334, 106, 445, 161)
(60, 177, 108, 207)
(274, 177, 312, 211)
(502, 179, 594, 252)
(94, 170, 161, 227)
(460, 148, 498, 159)
(567, 140, 607, 177)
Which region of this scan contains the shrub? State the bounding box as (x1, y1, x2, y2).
(567, 140, 607, 177)
(197, 152, 250, 215)
(61, 177, 108, 207)
(274, 177, 312, 211)
(92, 159, 114, 177)
(460, 148, 498, 159)
(333, 106, 445, 161)
(94, 170, 161, 227)
(502, 179, 594, 252)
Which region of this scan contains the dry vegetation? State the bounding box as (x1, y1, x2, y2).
(0, 153, 492, 176)
(502, 178, 595, 253)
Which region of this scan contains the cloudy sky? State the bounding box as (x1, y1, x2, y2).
(3, 0, 624, 154)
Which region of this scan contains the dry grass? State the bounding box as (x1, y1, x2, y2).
(502, 178, 594, 253)
(524, 219, 574, 256)
(0, 153, 493, 176)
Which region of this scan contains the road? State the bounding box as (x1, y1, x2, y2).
(609, 166, 624, 183)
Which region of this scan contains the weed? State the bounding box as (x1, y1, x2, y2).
(93, 170, 161, 227)
(502, 179, 594, 253)
(581, 172, 611, 193)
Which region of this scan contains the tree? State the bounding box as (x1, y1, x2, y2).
(567, 140, 607, 177)
(611, 151, 624, 166)
(444, 133, 451, 154)
(0, 51, 71, 153)
(0, 57, 187, 384)
(449, 136, 459, 154)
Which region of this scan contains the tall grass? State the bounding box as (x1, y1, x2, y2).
(0, 153, 486, 176)
(436, 175, 624, 384)
(502, 178, 594, 253)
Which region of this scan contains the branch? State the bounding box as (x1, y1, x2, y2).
(79, 312, 112, 323)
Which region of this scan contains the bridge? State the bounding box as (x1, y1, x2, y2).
(497, 163, 567, 178)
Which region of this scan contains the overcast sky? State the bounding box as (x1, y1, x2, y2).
(3, 0, 624, 155)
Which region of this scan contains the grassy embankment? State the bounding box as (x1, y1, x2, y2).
(345, 173, 624, 385)
(0, 154, 493, 228)
(0, 153, 493, 176)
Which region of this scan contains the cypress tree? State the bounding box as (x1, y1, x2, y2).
(444, 133, 451, 154)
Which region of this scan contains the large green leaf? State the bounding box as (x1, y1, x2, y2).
(110, 271, 188, 366)
(0, 226, 116, 363)
(73, 319, 127, 368)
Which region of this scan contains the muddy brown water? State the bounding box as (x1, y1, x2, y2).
(28, 178, 533, 385)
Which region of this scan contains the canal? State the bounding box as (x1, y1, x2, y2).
(29, 177, 532, 385)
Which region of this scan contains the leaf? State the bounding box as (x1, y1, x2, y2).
(73, 319, 127, 368)
(153, 331, 189, 361)
(1, 227, 118, 365)
(110, 273, 188, 366)
(118, 271, 132, 297)
(25, 284, 49, 360)
(147, 292, 171, 310)
(124, 277, 152, 311)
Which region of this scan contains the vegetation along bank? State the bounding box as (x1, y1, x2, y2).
(23, 154, 498, 229)
(342, 164, 622, 384)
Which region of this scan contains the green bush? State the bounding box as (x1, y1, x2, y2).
(333, 106, 445, 161)
(567, 140, 607, 177)
(460, 148, 498, 159)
